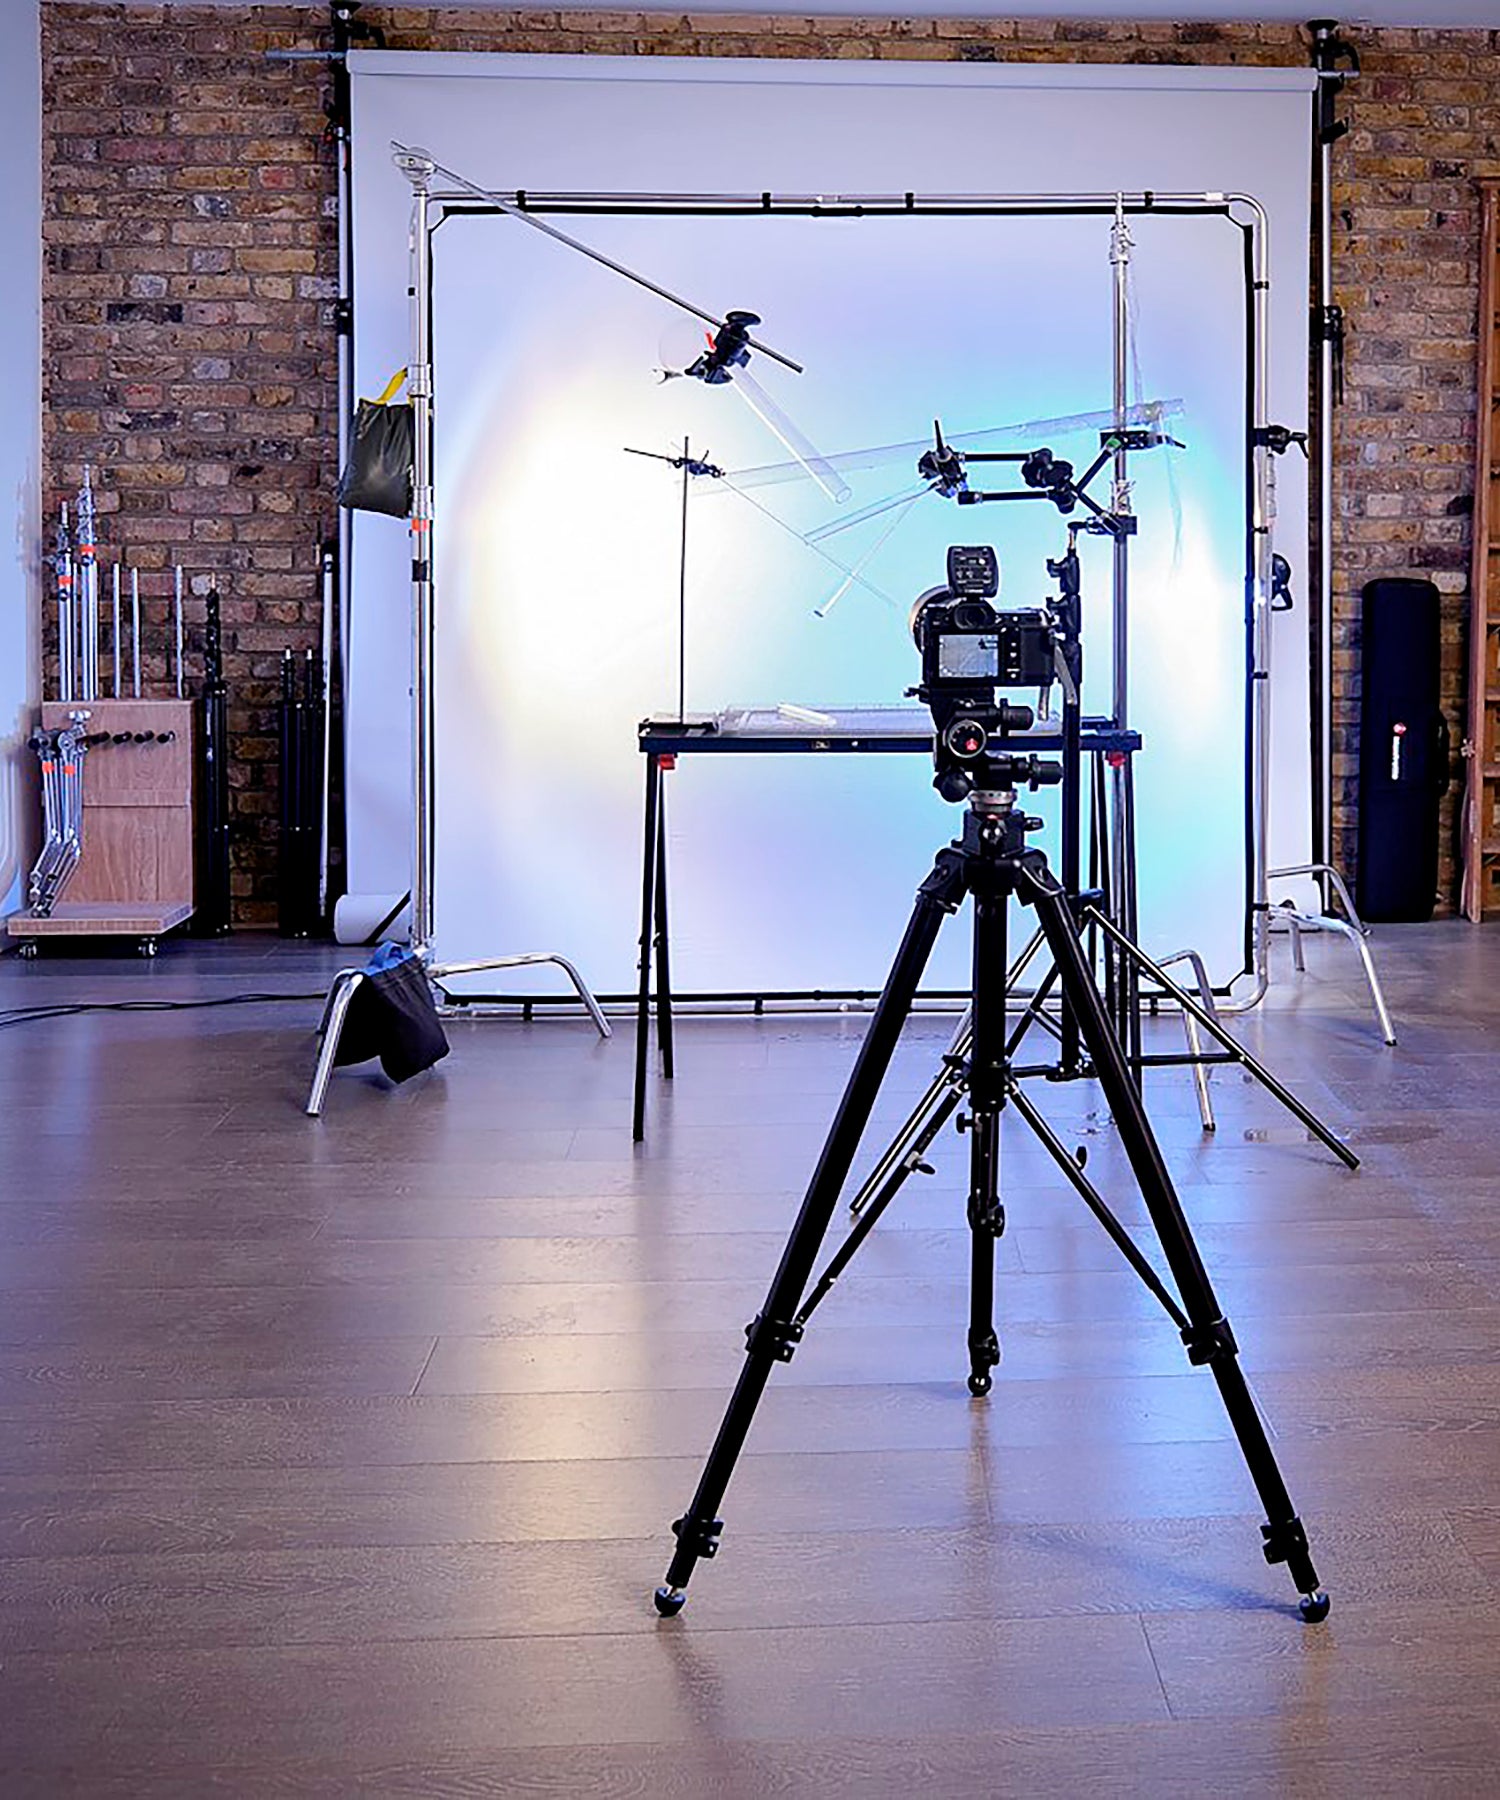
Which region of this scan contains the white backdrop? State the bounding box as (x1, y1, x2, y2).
(347, 53, 1314, 995)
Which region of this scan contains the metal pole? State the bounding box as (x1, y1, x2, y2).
(399, 143, 804, 376)
(319, 540, 336, 918)
(54, 502, 73, 703)
(111, 563, 121, 697)
(1109, 198, 1131, 734)
(678, 437, 690, 722)
(75, 468, 97, 701)
(1317, 136, 1334, 875)
(334, 33, 355, 914)
(174, 564, 185, 699)
(130, 567, 141, 698)
(1243, 197, 1274, 1009)
(1309, 21, 1357, 890)
(401, 150, 437, 958)
(1107, 202, 1139, 1055)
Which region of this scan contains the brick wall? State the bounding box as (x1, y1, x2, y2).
(41, 5, 1500, 922)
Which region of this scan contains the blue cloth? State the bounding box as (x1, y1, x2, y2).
(365, 943, 415, 975)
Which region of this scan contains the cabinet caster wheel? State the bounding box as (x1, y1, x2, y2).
(17, 942, 37, 960)
(1298, 1590, 1331, 1623)
(967, 1371, 992, 1397)
(138, 938, 157, 958)
(653, 1586, 686, 1618)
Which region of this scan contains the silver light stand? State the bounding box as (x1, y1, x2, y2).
(1261, 25, 1390, 1042)
(307, 149, 609, 1118)
(1106, 199, 1143, 1063)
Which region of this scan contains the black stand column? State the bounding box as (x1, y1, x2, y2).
(962, 830, 1008, 1396)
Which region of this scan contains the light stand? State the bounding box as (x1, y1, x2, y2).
(623, 439, 726, 724)
(306, 149, 611, 1117)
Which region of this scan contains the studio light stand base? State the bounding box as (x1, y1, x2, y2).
(306, 951, 610, 1117)
(1269, 861, 1396, 1046)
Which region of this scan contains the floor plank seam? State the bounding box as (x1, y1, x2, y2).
(407, 1336, 440, 1398)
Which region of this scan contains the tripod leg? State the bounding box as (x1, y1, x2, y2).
(653, 846, 965, 1616)
(1021, 859, 1329, 1621)
(963, 878, 1008, 1396)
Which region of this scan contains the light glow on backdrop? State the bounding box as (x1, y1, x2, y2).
(346, 54, 1315, 996)
(433, 208, 1250, 993)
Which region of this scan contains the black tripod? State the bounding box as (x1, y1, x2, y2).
(653, 767, 1329, 1623)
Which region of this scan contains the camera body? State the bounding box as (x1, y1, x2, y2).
(910, 546, 1059, 802)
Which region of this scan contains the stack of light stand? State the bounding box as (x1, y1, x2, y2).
(306, 149, 610, 1118)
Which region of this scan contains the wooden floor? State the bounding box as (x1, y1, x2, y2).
(3, 923, 1500, 1794)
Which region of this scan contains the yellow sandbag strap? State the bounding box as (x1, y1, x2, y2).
(373, 368, 407, 406)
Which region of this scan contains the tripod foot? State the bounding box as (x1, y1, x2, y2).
(653, 1585, 687, 1618)
(1298, 1589, 1331, 1624)
(966, 1328, 1000, 1396)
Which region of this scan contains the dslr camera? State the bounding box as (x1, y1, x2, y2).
(909, 546, 1059, 803)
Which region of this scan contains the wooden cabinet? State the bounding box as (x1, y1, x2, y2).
(1463, 181, 1500, 920)
(6, 699, 195, 954)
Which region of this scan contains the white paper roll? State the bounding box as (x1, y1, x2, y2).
(333, 891, 410, 946)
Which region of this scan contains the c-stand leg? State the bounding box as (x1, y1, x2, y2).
(1086, 908, 1358, 1170)
(653, 842, 967, 1617)
(1019, 856, 1329, 1620)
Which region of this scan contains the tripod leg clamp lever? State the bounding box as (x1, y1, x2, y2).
(1260, 1515, 1317, 1583)
(1181, 1317, 1239, 1366)
(918, 847, 970, 912)
(745, 1313, 803, 1363)
(671, 1514, 723, 1561)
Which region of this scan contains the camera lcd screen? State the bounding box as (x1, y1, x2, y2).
(937, 634, 1000, 681)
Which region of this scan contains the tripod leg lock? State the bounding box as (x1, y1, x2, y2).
(671, 1512, 724, 1562)
(918, 846, 971, 912)
(745, 1312, 804, 1363)
(1181, 1316, 1239, 1367)
(966, 1191, 1006, 1237)
(1260, 1515, 1327, 1609)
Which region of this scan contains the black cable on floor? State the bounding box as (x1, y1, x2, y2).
(0, 991, 328, 1033)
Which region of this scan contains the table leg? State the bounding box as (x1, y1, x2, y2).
(633, 753, 660, 1142)
(654, 762, 675, 1081)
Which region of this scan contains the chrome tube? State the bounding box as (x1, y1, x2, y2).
(1223, 194, 1273, 1013)
(400, 150, 437, 960)
(1317, 136, 1335, 875)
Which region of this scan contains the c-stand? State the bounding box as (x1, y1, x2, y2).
(843, 431, 1355, 1229)
(652, 744, 1330, 1623)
